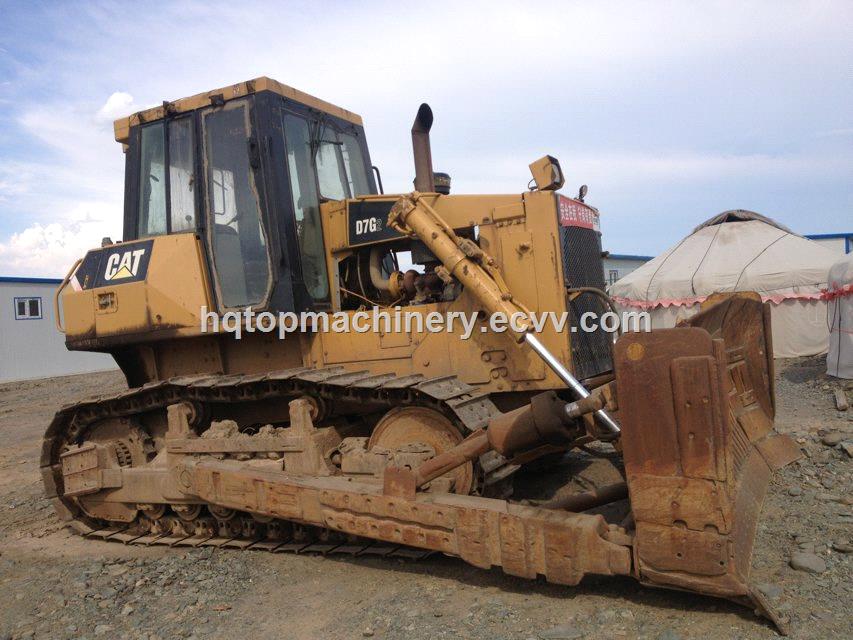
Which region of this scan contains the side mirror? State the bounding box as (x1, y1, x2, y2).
(529, 155, 565, 191)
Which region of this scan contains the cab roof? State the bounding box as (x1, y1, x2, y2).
(113, 76, 363, 144)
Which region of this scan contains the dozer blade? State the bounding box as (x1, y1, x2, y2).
(614, 293, 800, 630)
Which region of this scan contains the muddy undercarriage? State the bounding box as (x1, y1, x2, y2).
(43, 296, 800, 633)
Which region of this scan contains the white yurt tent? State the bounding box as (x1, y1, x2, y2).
(826, 254, 853, 378)
(610, 210, 840, 358)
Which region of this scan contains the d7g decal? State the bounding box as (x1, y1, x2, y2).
(347, 200, 402, 246)
(70, 239, 154, 291)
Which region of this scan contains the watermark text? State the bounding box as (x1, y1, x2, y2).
(201, 307, 651, 340)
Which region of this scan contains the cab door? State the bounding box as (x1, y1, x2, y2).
(200, 98, 273, 311)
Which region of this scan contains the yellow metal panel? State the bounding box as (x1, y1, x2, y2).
(95, 281, 148, 336)
(144, 233, 212, 329)
(320, 310, 415, 365)
(63, 289, 96, 341)
(65, 234, 212, 342)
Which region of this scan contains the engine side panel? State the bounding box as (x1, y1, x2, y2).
(63, 233, 213, 348)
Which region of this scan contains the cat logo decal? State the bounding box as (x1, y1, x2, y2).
(71, 239, 154, 290)
(104, 248, 147, 281)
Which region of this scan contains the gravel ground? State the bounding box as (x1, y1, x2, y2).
(0, 358, 850, 640)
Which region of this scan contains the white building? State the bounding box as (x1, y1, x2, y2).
(806, 233, 852, 255)
(0, 276, 116, 383)
(603, 253, 652, 286)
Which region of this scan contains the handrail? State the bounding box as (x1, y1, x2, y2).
(54, 258, 82, 333)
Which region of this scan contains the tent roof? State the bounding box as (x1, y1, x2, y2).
(610, 212, 840, 307)
(693, 209, 796, 234)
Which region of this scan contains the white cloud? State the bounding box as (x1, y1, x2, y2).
(0, 97, 127, 276)
(95, 91, 138, 123)
(436, 149, 853, 196)
(0, 161, 35, 202)
(0, 206, 119, 277)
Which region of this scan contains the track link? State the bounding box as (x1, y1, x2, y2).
(83, 517, 435, 560)
(41, 365, 510, 547)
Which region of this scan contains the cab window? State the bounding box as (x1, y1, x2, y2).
(315, 126, 371, 200)
(168, 118, 195, 232)
(203, 100, 272, 308)
(138, 123, 167, 237)
(137, 118, 196, 237)
(340, 132, 370, 197)
(282, 113, 329, 302)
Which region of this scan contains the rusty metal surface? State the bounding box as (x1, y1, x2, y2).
(368, 406, 473, 494)
(190, 459, 633, 586)
(755, 432, 802, 471)
(40, 366, 508, 542)
(413, 430, 490, 489)
(540, 481, 628, 512)
(487, 391, 583, 455)
(615, 294, 799, 616)
(689, 292, 775, 420)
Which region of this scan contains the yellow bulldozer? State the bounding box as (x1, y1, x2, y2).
(43, 77, 799, 630)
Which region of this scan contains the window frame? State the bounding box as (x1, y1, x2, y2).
(311, 120, 371, 202)
(280, 110, 333, 303)
(135, 116, 198, 239)
(276, 108, 375, 306)
(14, 296, 43, 320)
(200, 97, 275, 312)
(338, 130, 371, 199)
(136, 121, 167, 238)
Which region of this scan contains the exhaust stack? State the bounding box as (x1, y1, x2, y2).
(411, 103, 435, 192)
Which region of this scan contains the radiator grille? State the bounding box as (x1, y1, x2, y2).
(559, 225, 613, 380)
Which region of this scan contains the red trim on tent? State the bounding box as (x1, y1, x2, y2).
(821, 283, 853, 301)
(612, 291, 829, 309)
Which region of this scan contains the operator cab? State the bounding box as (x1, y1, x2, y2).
(116, 77, 377, 313)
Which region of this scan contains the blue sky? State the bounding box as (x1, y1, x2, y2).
(0, 0, 851, 275)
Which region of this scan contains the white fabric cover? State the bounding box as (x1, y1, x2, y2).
(628, 299, 830, 358)
(826, 255, 853, 378)
(610, 214, 841, 358)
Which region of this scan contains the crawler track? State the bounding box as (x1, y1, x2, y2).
(81, 508, 436, 560)
(41, 366, 511, 550)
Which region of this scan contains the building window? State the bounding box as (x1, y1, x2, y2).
(14, 297, 42, 320)
(608, 269, 620, 285)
